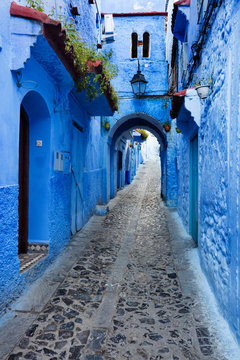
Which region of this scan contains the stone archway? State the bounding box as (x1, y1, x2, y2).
(107, 112, 167, 199)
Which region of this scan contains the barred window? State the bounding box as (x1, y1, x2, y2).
(131, 32, 138, 58)
(143, 32, 150, 58)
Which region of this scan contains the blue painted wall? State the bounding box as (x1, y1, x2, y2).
(0, 0, 113, 314)
(176, 134, 190, 230)
(104, 15, 168, 97)
(196, 2, 240, 339)
(165, 119, 178, 207)
(0, 0, 177, 315)
(167, 0, 240, 342)
(101, 13, 177, 205)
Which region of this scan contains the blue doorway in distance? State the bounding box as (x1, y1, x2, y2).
(190, 134, 198, 244)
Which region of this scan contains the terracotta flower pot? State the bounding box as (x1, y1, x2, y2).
(163, 125, 171, 132)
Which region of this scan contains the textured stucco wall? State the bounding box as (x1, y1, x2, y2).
(174, 0, 240, 341)
(104, 15, 168, 97)
(0, 0, 109, 314)
(16, 0, 101, 46)
(196, 0, 240, 339)
(102, 13, 176, 205)
(0, 186, 19, 297)
(176, 135, 190, 230)
(166, 119, 178, 207)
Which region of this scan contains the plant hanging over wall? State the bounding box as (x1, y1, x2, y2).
(61, 16, 118, 103)
(26, 2, 119, 109)
(26, 0, 44, 12)
(136, 129, 149, 141)
(101, 118, 110, 130)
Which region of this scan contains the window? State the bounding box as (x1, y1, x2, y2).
(131, 32, 138, 58)
(143, 32, 150, 58)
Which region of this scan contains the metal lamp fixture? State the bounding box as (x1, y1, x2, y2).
(130, 60, 148, 97)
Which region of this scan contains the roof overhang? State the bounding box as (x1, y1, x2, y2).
(10, 2, 116, 116)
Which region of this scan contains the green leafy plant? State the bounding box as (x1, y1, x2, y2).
(102, 119, 110, 130)
(193, 75, 212, 87)
(136, 129, 149, 141)
(26, 0, 44, 12)
(26, 3, 119, 109)
(193, 66, 213, 87)
(53, 12, 119, 107)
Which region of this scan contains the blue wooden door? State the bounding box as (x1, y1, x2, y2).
(190, 134, 198, 244)
(117, 150, 123, 189)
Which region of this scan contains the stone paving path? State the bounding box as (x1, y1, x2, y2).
(7, 161, 228, 360)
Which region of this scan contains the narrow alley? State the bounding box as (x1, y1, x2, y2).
(1, 160, 236, 360)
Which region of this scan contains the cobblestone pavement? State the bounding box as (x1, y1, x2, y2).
(7, 161, 228, 360)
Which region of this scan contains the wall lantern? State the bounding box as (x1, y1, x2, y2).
(130, 60, 148, 97)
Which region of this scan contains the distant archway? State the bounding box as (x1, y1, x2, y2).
(19, 91, 51, 253)
(108, 112, 167, 199)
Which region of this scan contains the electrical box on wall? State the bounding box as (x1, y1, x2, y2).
(54, 151, 63, 171)
(54, 151, 71, 173)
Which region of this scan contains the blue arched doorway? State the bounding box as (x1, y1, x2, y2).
(19, 91, 51, 253)
(108, 113, 167, 199)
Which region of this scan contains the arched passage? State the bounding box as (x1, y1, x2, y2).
(19, 91, 51, 253)
(108, 113, 167, 199)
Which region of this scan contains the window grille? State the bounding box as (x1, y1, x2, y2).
(143, 32, 150, 58)
(131, 32, 138, 58)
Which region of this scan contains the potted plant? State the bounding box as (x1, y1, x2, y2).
(136, 128, 149, 141)
(102, 119, 110, 130)
(195, 83, 211, 99)
(193, 73, 212, 99)
(163, 120, 171, 132)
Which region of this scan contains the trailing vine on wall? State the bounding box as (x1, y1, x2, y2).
(26, 0, 44, 12)
(136, 129, 149, 141)
(59, 16, 118, 106)
(26, 2, 119, 109)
